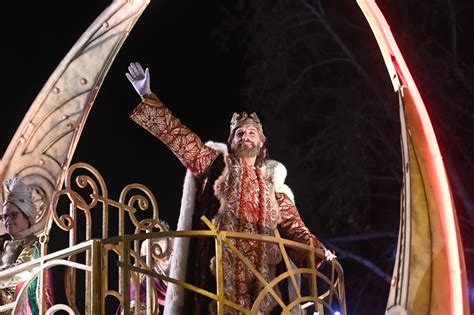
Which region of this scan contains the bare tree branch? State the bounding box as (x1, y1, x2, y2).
(326, 232, 398, 243)
(293, 58, 351, 84)
(322, 240, 392, 283)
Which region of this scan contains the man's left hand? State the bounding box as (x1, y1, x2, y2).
(323, 248, 337, 261)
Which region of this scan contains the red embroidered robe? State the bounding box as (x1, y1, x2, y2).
(130, 93, 325, 313)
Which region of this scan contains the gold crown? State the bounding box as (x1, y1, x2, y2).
(229, 111, 263, 133)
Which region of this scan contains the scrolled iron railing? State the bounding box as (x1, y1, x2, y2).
(0, 162, 345, 314)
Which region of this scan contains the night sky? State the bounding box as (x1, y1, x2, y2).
(1, 0, 473, 313)
(2, 0, 239, 226)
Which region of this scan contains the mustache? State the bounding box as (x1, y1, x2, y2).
(231, 141, 261, 158)
(237, 140, 255, 145)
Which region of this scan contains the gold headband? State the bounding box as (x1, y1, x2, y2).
(228, 111, 265, 143)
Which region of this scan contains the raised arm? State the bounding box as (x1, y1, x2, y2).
(126, 62, 218, 176)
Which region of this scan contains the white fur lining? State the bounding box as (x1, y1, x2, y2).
(262, 159, 295, 203)
(164, 141, 295, 314)
(163, 170, 197, 315)
(207, 141, 295, 203)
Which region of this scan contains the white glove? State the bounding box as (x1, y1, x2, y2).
(126, 62, 151, 97)
(323, 248, 337, 261)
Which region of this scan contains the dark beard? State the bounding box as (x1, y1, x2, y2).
(231, 142, 260, 158)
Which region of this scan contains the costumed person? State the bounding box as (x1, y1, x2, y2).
(0, 177, 54, 314)
(126, 62, 336, 314)
(117, 221, 172, 314)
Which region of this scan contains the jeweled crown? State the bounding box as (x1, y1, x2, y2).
(229, 111, 265, 139)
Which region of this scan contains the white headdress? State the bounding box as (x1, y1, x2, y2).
(140, 220, 173, 257)
(3, 177, 37, 225)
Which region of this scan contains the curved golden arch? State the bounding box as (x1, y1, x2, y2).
(356, 1, 470, 314)
(0, 0, 151, 236)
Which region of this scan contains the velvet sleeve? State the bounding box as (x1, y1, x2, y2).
(276, 192, 326, 268)
(14, 244, 55, 313)
(129, 92, 218, 176)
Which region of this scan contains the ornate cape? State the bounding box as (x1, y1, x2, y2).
(164, 142, 299, 314)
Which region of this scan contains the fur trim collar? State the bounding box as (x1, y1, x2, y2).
(164, 141, 295, 314)
(206, 141, 294, 203)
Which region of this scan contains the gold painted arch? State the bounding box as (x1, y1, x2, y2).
(0, 0, 470, 314)
(357, 1, 470, 314)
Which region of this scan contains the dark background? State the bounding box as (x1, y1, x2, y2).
(1, 0, 473, 314)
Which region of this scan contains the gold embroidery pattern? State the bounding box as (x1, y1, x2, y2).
(277, 192, 324, 266)
(130, 94, 217, 175)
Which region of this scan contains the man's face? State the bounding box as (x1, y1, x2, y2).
(2, 203, 30, 237)
(230, 124, 263, 158)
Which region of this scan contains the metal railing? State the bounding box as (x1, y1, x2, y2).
(0, 162, 346, 314)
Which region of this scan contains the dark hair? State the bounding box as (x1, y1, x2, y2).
(255, 143, 268, 167)
(18, 209, 31, 228)
(24, 212, 31, 228)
